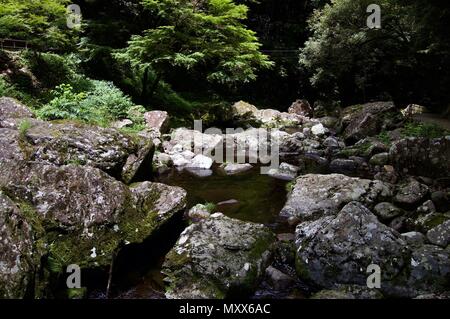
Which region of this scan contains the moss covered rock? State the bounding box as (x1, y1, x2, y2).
(163, 213, 276, 299)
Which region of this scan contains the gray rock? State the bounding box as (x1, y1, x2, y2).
(369, 152, 389, 166)
(144, 110, 170, 133)
(408, 245, 450, 294)
(389, 216, 407, 232)
(426, 220, 450, 247)
(187, 204, 212, 221)
(431, 191, 450, 212)
(389, 137, 450, 178)
(401, 232, 426, 247)
(280, 174, 392, 221)
(111, 119, 133, 129)
(221, 163, 253, 175)
(167, 128, 223, 157)
(0, 192, 41, 298)
(323, 136, 340, 148)
(186, 154, 213, 170)
(414, 213, 450, 233)
(265, 266, 295, 290)
(0, 161, 187, 270)
(416, 200, 437, 215)
(329, 159, 358, 175)
(295, 202, 409, 291)
(0, 97, 34, 121)
(163, 213, 275, 299)
(373, 202, 403, 221)
(394, 179, 429, 208)
(342, 102, 400, 143)
(267, 162, 299, 181)
(0, 121, 153, 184)
(311, 123, 327, 136)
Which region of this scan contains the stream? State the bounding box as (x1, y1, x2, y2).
(90, 165, 293, 299)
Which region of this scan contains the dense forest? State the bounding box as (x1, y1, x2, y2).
(1, 0, 449, 128)
(1, 0, 450, 301)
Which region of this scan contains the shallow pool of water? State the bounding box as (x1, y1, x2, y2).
(156, 165, 291, 233)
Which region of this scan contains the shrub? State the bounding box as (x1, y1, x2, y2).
(0, 76, 17, 97)
(22, 52, 79, 88)
(402, 121, 448, 139)
(37, 81, 143, 127)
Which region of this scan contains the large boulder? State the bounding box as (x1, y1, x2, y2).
(407, 245, 450, 294)
(389, 137, 450, 178)
(162, 213, 276, 299)
(342, 101, 401, 143)
(394, 179, 429, 208)
(0, 192, 42, 298)
(288, 99, 313, 118)
(0, 97, 34, 121)
(295, 202, 410, 293)
(280, 174, 392, 221)
(231, 101, 259, 120)
(144, 110, 170, 134)
(0, 161, 187, 270)
(0, 121, 153, 184)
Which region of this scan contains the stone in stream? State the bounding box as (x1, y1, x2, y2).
(401, 232, 426, 247)
(144, 110, 170, 134)
(166, 128, 223, 157)
(426, 220, 450, 247)
(220, 163, 253, 175)
(373, 202, 403, 221)
(162, 213, 276, 299)
(185, 154, 213, 170)
(0, 160, 187, 289)
(394, 179, 429, 208)
(267, 162, 299, 181)
(295, 202, 410, 295)
(187, 204, 212, 221)
(265, 266, 295, 291)
(280, 174, 392, 221)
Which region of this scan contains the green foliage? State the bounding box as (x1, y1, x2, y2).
(377, 131, 392, 145)
(299, 0, 450, 110)
(0, 0, 78, 51)
(285, 180, 295, 193)
(0, 76, 18, 97)
(37, 81, 143, 126)
(204, 202, 217, 213)
(22, 52, 79, 88)
(18, 119, 32, 140)
(117, 0, 273, 86)
(402, 121, 449, 139)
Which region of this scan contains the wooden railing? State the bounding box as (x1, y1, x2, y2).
(0, 39, 29, 51)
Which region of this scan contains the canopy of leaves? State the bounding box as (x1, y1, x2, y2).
(299, 0, 450, 111)
(117, 0, 273, 86)
(0, 0, 77, 51)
